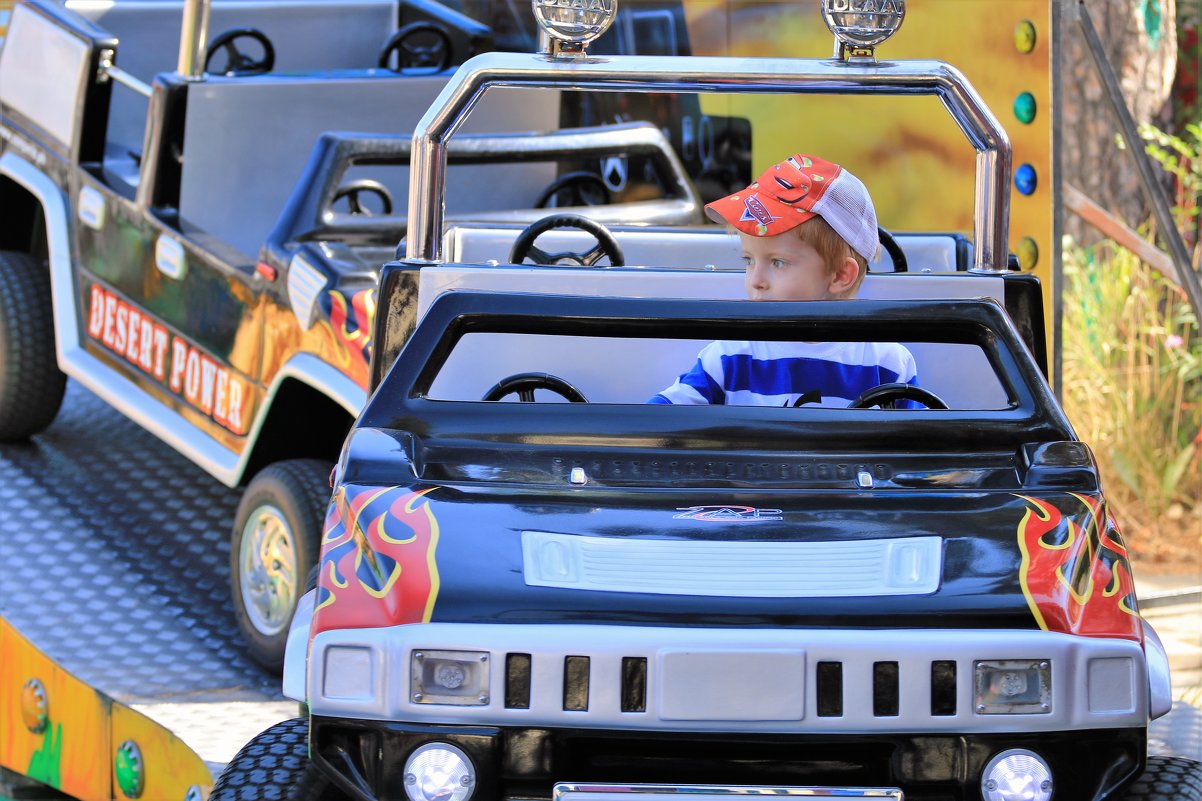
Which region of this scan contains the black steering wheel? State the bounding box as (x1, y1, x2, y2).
(332, 179, 394, 216)
(378, 22, 454, 73)
(205, 28, 275, 77)
(509, 213, 625, 267)
(877, 225, 907, 273)
(848, 382, 948, 410)
(482, 373, 588, 403)
(535, 171, 613, 209)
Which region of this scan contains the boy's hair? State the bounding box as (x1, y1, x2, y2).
(795, 216, 868, 298)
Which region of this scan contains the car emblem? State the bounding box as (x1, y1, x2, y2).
(674, 505, 783, 522)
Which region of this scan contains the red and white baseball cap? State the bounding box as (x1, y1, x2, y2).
(704, 154, 880, 262)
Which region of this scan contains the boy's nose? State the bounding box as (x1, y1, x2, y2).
(747, 263, 768, 288)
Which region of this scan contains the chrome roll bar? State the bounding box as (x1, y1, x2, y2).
(177, 0, 212, 79)
(406, 53, 1012, 272)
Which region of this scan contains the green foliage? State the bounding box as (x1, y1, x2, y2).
(1139, 120, 1201, 227)
(1061, 237, 1201, 542)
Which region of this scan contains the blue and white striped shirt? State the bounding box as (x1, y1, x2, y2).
(649, 340, 919, 407)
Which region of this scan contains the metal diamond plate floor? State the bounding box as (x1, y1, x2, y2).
(0, 380, 1198, 779)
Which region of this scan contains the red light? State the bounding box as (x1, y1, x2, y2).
(255, 261, 278, 281)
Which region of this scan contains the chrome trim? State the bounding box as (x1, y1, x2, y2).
(308, 623, 1148, 734)
(555, 785, 902, 800)
(282, 589, 317, 703)
(407, 53, 1010, 272)
(99, 56, 153, 99)
(77, 185, 106, 230)
(287, 254, 327, 331)
(154, 234, 186, 279)
(1, 152, 81, 368)
(1142, 622, 1173, 720)
(177, 0, 212, 80)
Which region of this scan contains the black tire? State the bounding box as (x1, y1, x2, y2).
(210, 718, 339, 801)
(0, 251, 67, 441)
(1117, 756, 1202, 800)
(231, 459, 332, 672)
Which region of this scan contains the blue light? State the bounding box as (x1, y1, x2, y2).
(1015, 164, 1038, 196)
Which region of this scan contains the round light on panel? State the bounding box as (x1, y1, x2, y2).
(821, 0, 906, 48)
(404, 742, 476, 801)
(982, 749, 1053, 801)
(532, 0, 617, 45)
(1015, 164, 1038, 196)
(1015, 20, 1037, 53)
(1014, 91, 1037, 124)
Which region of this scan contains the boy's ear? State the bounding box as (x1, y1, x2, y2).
(828, 255, 860, 296)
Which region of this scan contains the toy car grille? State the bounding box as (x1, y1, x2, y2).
(510, 654, 962, 719)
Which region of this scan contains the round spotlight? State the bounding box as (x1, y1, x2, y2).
(404, 742, 476, 801)
(982, 749, 1053, 801)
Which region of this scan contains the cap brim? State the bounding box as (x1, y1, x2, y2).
(704, 193, 818, 237)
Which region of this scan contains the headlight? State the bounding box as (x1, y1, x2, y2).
(981, 748, 1053, 801)
(974, 660, 1051, 714)
(404, 742, 475, 801)
(411, 650, 490, 705)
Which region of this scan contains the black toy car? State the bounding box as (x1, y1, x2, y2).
(212, 2, 1199, 800)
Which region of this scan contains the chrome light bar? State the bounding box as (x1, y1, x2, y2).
(405, 53, 1011, 272)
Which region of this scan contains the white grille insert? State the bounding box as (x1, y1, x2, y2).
(521, 531, 942, 597)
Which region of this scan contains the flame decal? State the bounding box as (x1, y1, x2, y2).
(318, 288, 376, 390)
(1015, 493, 1141, 642)
(312, 485, 440, 636)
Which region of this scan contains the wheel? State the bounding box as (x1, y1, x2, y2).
(535, 171, 612, 208)
(483, 372, 588, 402)
(877, 225, 907, 272)
(378, 22, 454, 73)
(0, 251, 67, 441)
(848, 382, 949, 410)
(331, 179, 393, 216)
(1115, 756, 1202, 800)
(231, 459, 332, 672)
(210, 718, 342, 801)
(508, 213, 625, 267)
(206, 28, 275, 76)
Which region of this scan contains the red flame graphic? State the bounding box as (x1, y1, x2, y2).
(323, 289, 375, 390)
(311, 485, 440, 636)
(1015, 493, 1141, 642)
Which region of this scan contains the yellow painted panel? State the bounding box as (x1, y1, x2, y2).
(0, 619, 111, 801)
(680, 0, 1055, 353)
(110, 705, 212, 801)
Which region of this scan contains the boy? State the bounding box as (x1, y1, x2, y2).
(650, 153, 918, 407)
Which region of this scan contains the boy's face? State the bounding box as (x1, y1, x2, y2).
(741, 229, 842, 301)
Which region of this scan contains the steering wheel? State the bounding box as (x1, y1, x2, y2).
(535, 171, 613, 209)
(848, 382, 948, 410)
(877, 225, 907, 273)
(332, 179, 394, 216)
(482, 373, 588, 403)
(378, 22, 454, 73)
(205, 28, 275, 77)
(509, 213, 625, 267)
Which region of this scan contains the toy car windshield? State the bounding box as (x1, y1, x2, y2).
(362, 291, 1074, 453)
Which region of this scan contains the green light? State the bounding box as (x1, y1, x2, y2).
(1014, 92, 1037, 124)
(115, 740, 144, 799)
(1014, 20, 1037, 54)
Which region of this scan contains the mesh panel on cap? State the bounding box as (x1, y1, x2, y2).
(811, 168, 880, 262)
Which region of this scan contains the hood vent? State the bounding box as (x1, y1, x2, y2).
(522, 531, 942, 597)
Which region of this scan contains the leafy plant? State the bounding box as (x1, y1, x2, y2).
(1061, 237, 1201, 564)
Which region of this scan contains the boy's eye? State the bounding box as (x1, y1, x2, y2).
(772, 258, 787, 269)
